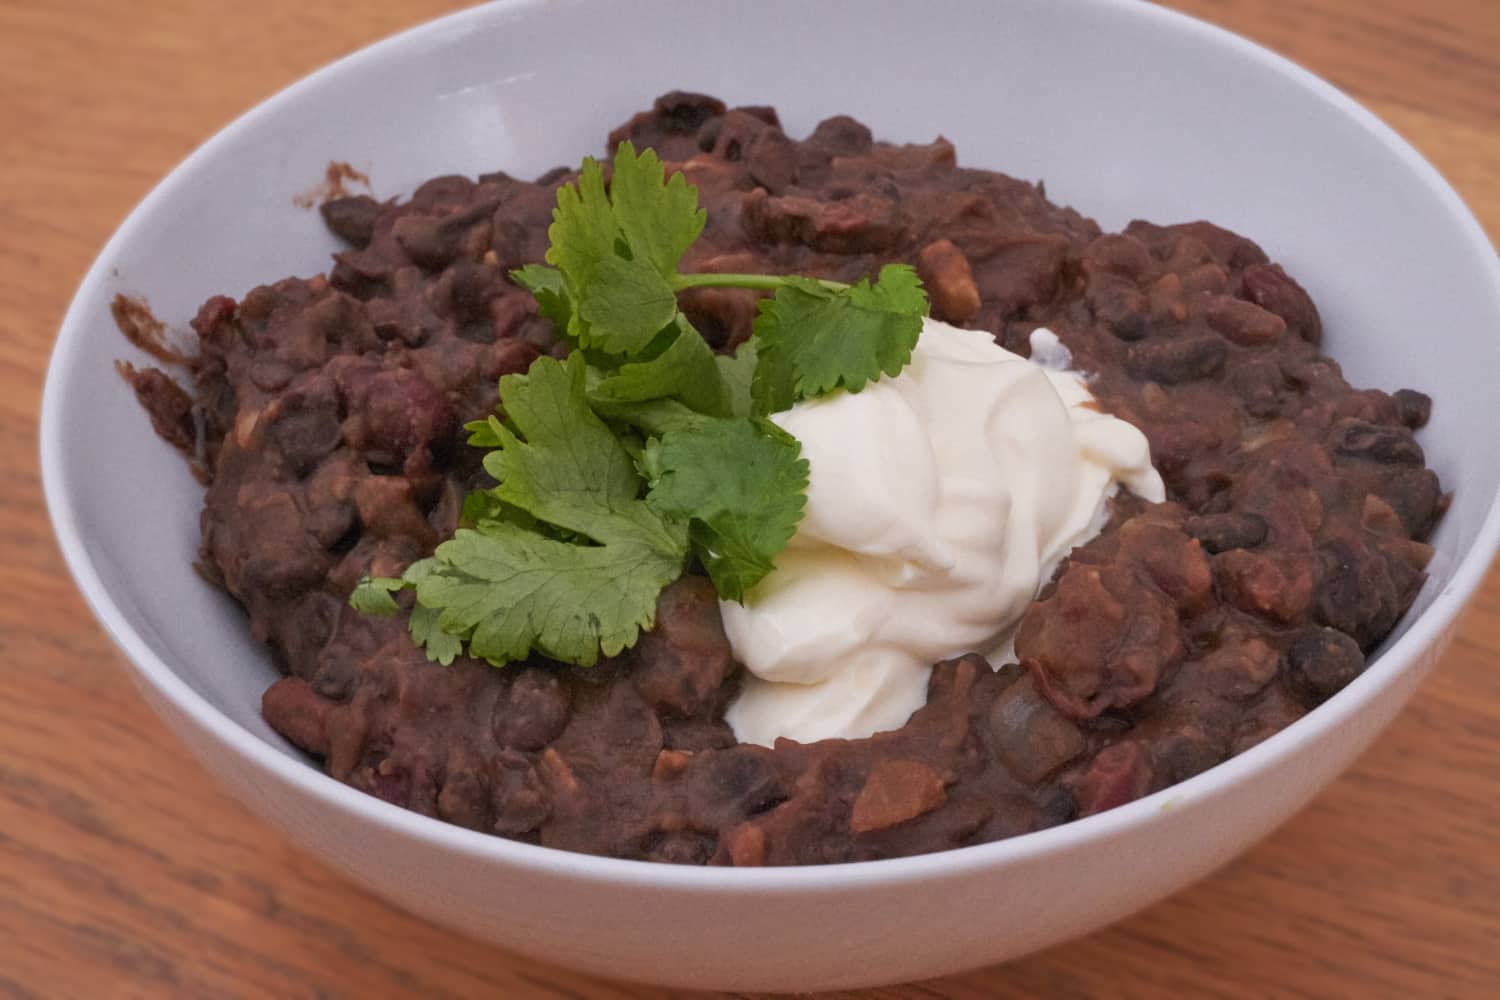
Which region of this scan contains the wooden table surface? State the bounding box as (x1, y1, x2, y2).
(4, 1, 1498, 997)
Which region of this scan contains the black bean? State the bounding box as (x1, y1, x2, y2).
(652, 90, 725, 133)
(268, 388, 342, 476)
(310, 652, 360, 703)
(1174, 221, 1269, 268)
(1147, 729, 1226, 789)
(745, 129, 798, 194)
(1203, 295, 1286, 346)
(808, 114, 873, 155)
(1229, 687, 1306, 755)
(695, 117, 721, 152)
(491, 751, 550, 835)
(1228, 358, 1286, 418)
(437, 761, 492, 831)
(645, 831, 716, 865)
(1164, 235, 1216, 271)
(291, 591, 343, 653)
(1181, 262, 1230, 295)
(356, 367, 455, 459)
(631, 577, 734, 716)
(1284, 627, 1365, 706)
(684, 747, 787, 829)
(1083, 233, 1154, 281)
(1087, 273, 1151, 341)
(392, 214, 460, 270)
(1194, 638, 1280, 700)
(1126, 334, 1228, 384)
(364, 296, 424, 347)
(987, 673, 1086, 783)
(1315, 540, 1403, 649)
(431, 258, 506, 324)
(1242, 262, 1322, 343)
(1071, 741, 1153, 816)
(319, 195, 382, 248)
(410, 174, 476, 207)
(1185, 511, 1268, 553)
(327, 256, 388, 300)
(1330, 417, 1425, 466)
(305, 498, 356, 552)
(1392, 388, 1433, 429)
(492, 669, 570, 751)
(1375, 467, 1444, 537)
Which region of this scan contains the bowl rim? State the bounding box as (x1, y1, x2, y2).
(40, 0, 1500, 892)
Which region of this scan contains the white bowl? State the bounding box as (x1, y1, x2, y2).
(40, 0, 1500, 991)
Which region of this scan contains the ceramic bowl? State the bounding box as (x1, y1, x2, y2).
(41, 0, 1500, 990)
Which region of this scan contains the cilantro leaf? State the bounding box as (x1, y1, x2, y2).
(545, 155, 617, 292)
(591, 396, 713, 438)
(349, 568, 464, 664)
(545, 156, 656, 353)
(746, 313, 799, 416)
(590, 316, 732, 418)
(414, 523, 684, 666)
(510, 263, 574, 335)
(574, 255, 678, 353)
(715, 338, 758, 419)
(482, 353, 683, 553)
(646, 418, 809, 601)
(607, 143, 705, 279)
(349, 576, 405, 615)
(400, 559, 465, 664)
(460, 490, 540, 533)
(464, 414, 507, 448)
(751, 263, 928, 415)
(410, 603, 464, 665)
(484, 355, 640, 522)
(542, 143, 705, 358)
(394, 352, 688, 667)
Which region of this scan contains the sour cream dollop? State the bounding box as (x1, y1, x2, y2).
(721, 319, 1164, 746)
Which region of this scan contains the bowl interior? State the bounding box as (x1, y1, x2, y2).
(45, 0, 1500, 774)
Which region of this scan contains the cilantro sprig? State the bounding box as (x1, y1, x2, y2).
(353, 142, 928, 667)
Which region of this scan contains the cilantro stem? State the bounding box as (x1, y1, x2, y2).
(671, 272, 849, 294)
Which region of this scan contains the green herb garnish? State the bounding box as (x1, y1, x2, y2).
(353, 142, 928, 667)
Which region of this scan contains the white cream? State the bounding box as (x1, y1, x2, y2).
(721, 319, 1164, 747)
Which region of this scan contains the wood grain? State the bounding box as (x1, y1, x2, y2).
(2, 1, 1497, 996)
